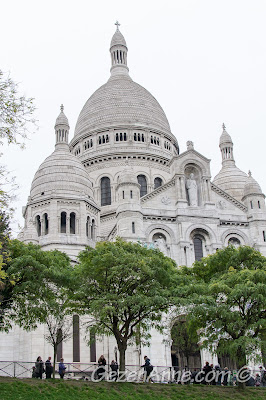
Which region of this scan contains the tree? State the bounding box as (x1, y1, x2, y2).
(171, 318, 200, 369)
(184, 246, 266, 375)
(0, 210, 14, 315)
(0, 70, 36, 147)
(2, 240, 73, 376)
(72, 238, 179, 372)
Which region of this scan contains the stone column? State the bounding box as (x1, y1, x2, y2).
(40, 217, 44, 236)
(66, 216, 70, 234)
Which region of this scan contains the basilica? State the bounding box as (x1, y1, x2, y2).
(1, 25, 266, 370)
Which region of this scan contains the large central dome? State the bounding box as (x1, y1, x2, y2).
(74, 74, 171, 137)
(74, 26, 172, 139)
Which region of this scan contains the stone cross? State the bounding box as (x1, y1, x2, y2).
(115, 21, 120, 30)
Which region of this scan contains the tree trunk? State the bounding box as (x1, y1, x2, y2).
(53, 345, 57, 379)
(118, 343, 127, 373)
(236, 346, 247, 390)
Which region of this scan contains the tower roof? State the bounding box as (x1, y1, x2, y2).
(219, 123, 233, 146)
(55, 104, 69, 128)
(110, 22, 127, 48)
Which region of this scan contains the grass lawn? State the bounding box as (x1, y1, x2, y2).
(0, 377, 265, 400)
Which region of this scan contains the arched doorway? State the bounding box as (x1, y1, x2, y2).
(171, 318, 201, 369)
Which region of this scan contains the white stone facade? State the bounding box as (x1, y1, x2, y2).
(1, 27, 266, 368)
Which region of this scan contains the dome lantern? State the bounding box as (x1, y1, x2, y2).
(219, 123, 235, 166)
(110, 22, 129, 76)
(55, 104, 70, 147)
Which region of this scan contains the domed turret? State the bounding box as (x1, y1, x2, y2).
(242, 171, 265, 212)
(213, 124, 247, 201)
(30, 106, 93, 201)
(243, 171, 263, 198)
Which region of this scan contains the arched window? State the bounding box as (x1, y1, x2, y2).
(193, 235, 203, 261)
(137, 175, 147, 197)
(70, 212, 76, 234)
(120, 132, 123, 141)
(36, 215, 41, 236)
(101, 177, 111, 206)
(44, 213, 49, 235)
(134, 133, 137, 141)
(91, 219, 95, 240)
(86, 216, 90, 238)
(132, 222, 135, 234)
(124, 132, 127, 141)
(60, 212, 66, 233)
(154, 177, 163, 189)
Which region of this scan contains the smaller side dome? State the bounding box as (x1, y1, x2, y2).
(243, 171, 263, 198)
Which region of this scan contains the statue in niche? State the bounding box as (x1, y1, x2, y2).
(153, 235, 169, 255)
(186, 173, 198, 206)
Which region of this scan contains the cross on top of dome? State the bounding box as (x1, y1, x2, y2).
(115, 20, 120, 31)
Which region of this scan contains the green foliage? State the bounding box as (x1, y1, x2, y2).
(186, 246, 266, 368)
(72, 238, 180, 369)
(171, 319, 200, 362)
(0, 378, 265, 400)
(0, 70, 36, 147)
(1, 240, 72, 329)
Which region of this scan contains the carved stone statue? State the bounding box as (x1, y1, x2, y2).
(186, 173, 198, 206)
(186, 140, 194, 150)
(153, 235, 168, 255)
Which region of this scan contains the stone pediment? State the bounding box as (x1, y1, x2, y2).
(140, 178, 175, 206)
(211, 182, 247, 212)
(170, 150, 211, 177)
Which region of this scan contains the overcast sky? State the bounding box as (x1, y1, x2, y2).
(1, 0, 266, 235)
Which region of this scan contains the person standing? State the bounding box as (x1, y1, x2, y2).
(260, 366, 266, 387)
(142, 356, 154, 382)
(45, 356, 53, 379)
(97, 355, 106, 380)
(58, 358, 66, 379)
(110, 360, 119, 381)
(35, 356, 44, 379)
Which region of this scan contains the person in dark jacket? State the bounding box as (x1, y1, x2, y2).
(45, 356, 53, 379)
(58, 358, 66, 379)
(110, 360, 119, 381)
(142, 356, 154, 382)
(97, 355, 106, 380)
(35, 356, 44, 379)
(203, 362, 212, 384)
(222, 367, 229, 386)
